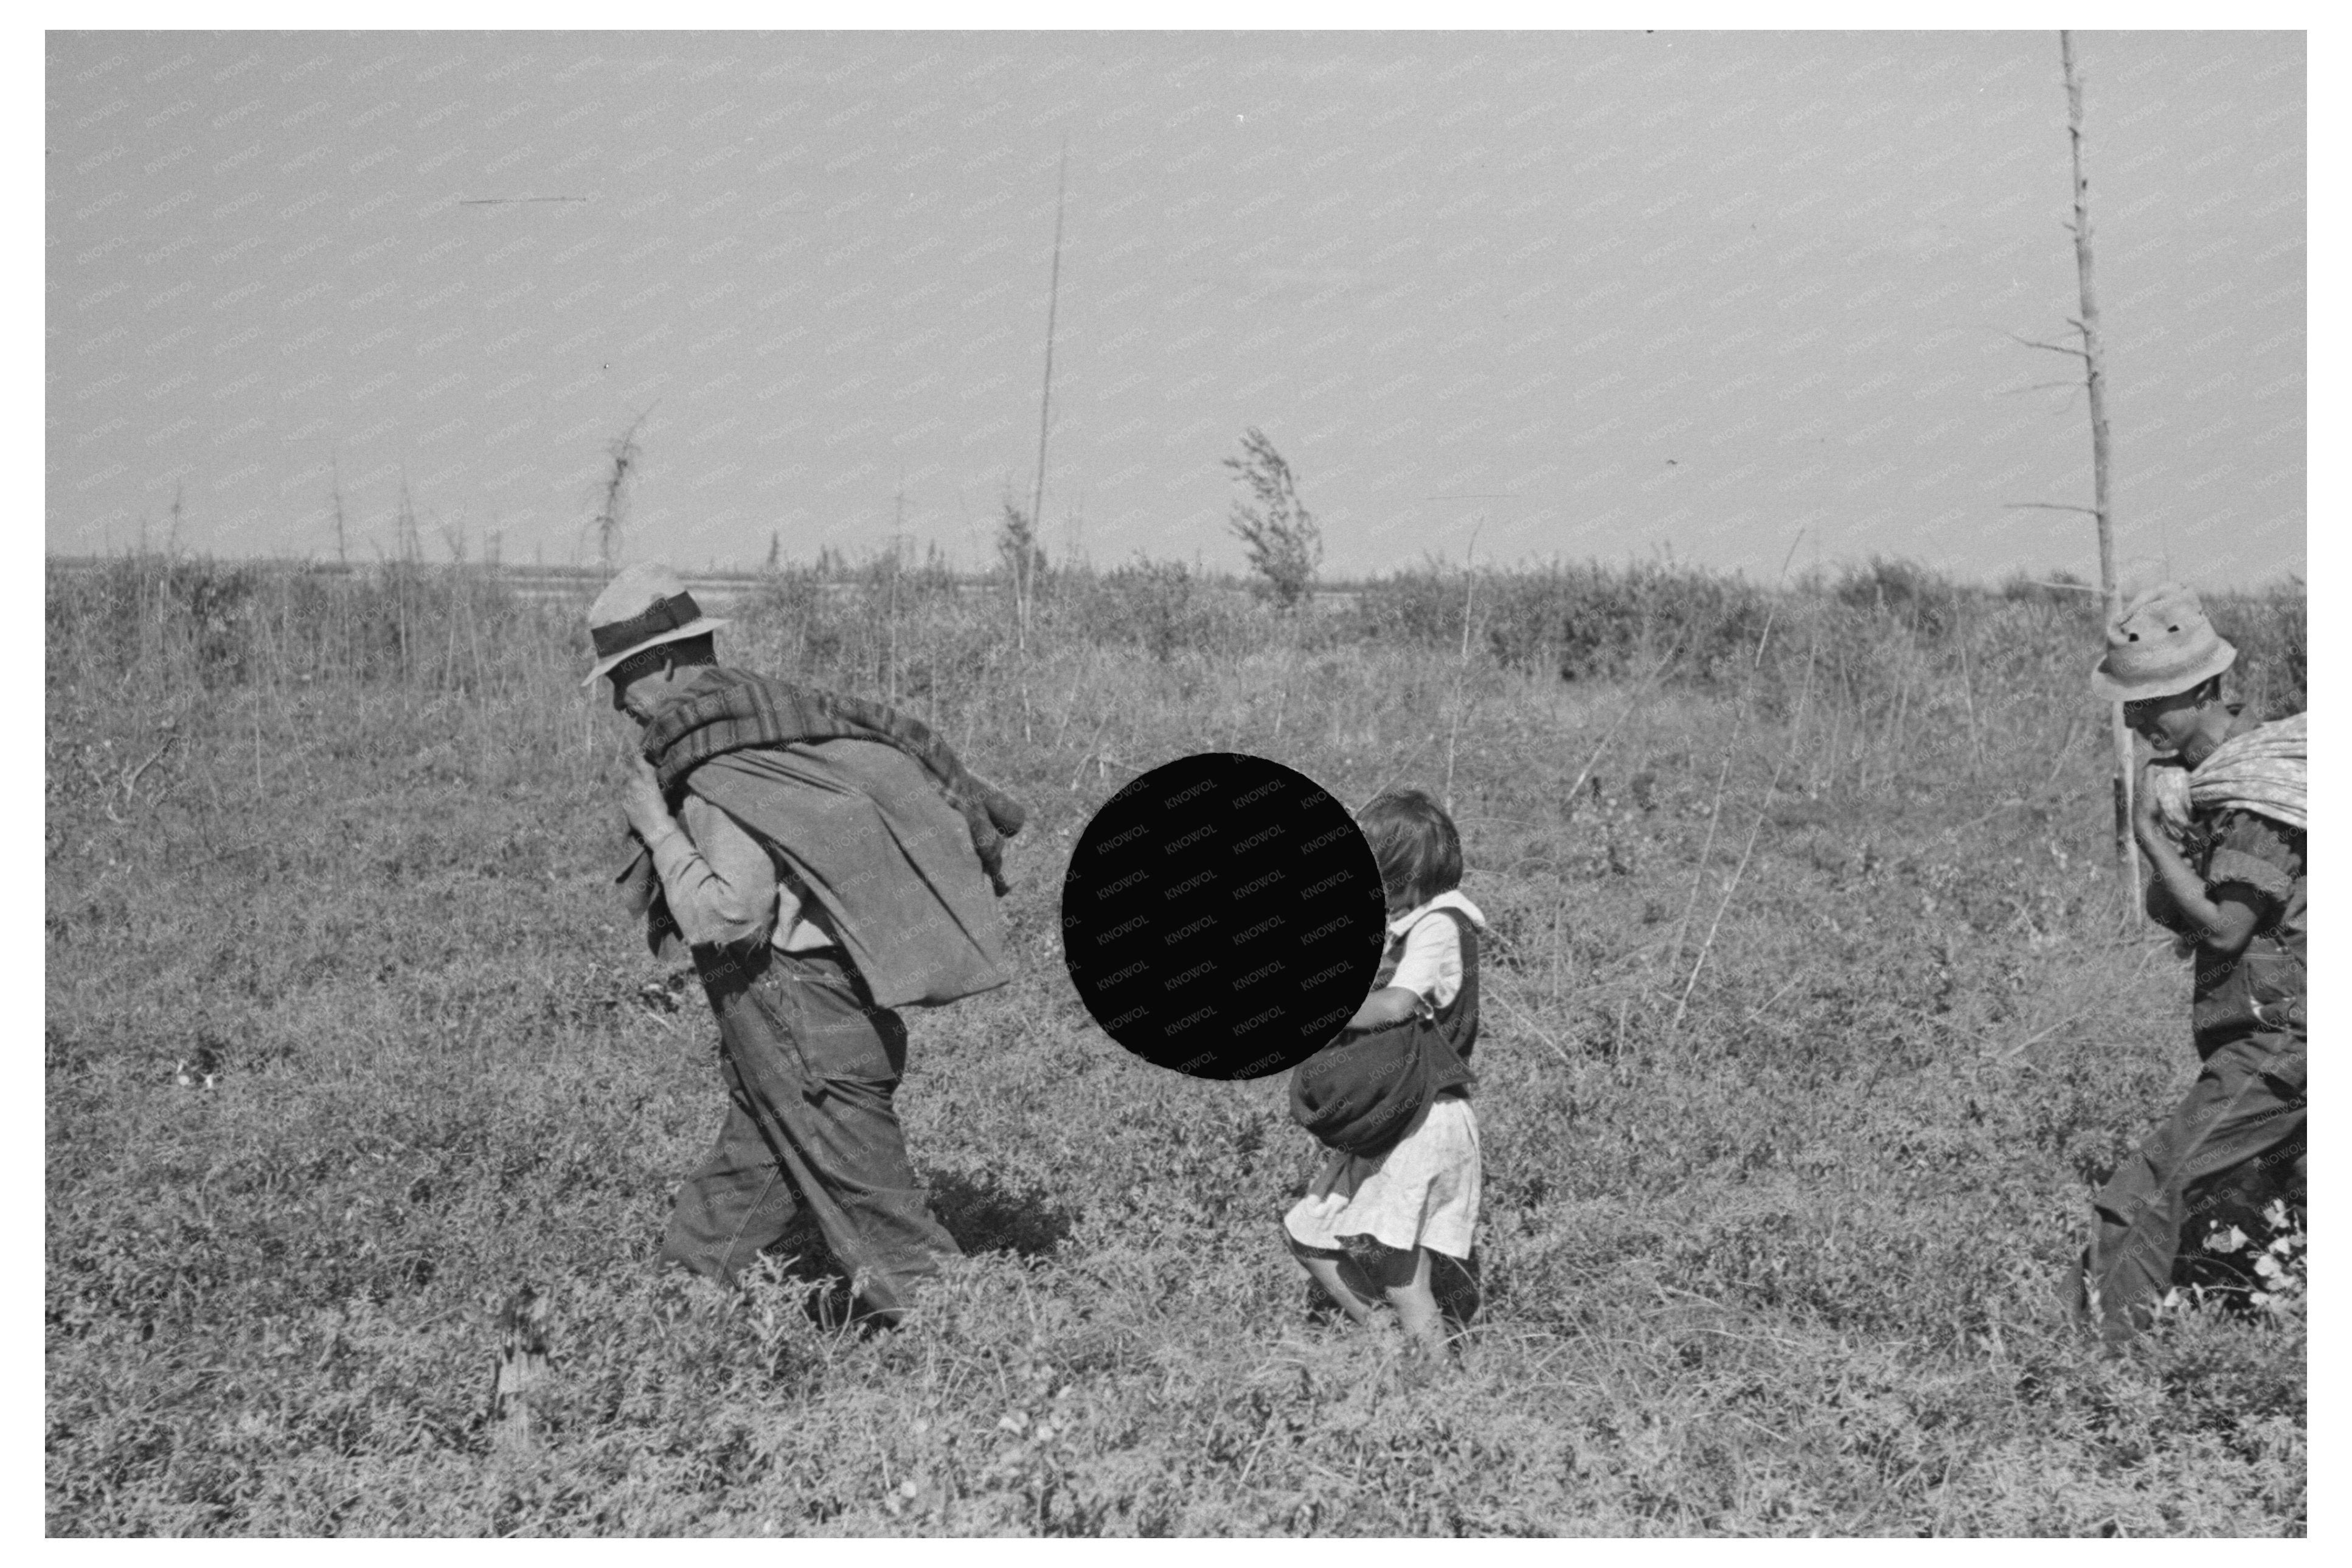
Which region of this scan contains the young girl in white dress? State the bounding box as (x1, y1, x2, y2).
(1283, 788, 1484, 1360)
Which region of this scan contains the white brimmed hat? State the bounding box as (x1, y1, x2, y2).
(582, 562, 729, 687)
(2088, 581, 2236, 702)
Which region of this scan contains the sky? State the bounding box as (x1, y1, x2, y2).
(45, 29, 2306, 588)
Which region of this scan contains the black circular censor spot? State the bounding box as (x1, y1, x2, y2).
(1061, 753, 1386, 1080)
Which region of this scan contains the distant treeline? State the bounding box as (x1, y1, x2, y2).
(45, 550, 2306, 721)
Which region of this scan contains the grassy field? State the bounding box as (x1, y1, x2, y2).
(45, 555, 2305, 1536)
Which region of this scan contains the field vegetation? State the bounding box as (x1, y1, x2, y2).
(46, 548, 2305, 1535)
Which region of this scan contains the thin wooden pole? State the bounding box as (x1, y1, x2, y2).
(1441, 521, 1480, 814)
(2061, 30, 2139, 914)
(330, 450, 349, 568)
(1023, 139, 1070, 652)
(1958, 619, 1982, 777)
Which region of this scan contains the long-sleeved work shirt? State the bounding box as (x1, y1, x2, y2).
(644, 794, 838, 953)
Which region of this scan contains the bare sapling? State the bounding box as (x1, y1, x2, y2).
(1442, 523, 1481, 813)
(1025, 140, 1069, 654)
(393, 474, 421, 680)
(1958, 614, 1982, 777)
(2006, 33, 2135, 915)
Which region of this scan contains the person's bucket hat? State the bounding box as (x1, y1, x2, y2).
(2088, 581, 2236, 702)
(583, 562, 729, 687)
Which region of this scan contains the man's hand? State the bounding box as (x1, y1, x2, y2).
(2133, 758, 2194, 854)
(620, 754, 676, 844)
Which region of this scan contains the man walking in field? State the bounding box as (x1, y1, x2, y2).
(590, 563, 1027, 1324)
(2072, 584, 2305, 1341)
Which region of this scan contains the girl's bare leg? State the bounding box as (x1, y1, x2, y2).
(1286, 1232, 1381, 1323)
(1380, 1246, 1448, 1359)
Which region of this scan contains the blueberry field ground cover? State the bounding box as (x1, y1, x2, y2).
(45, 555, 2306, 1536)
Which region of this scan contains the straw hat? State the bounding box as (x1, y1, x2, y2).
(581, 562, 729, 687)
(2087, 581, 2236, 702)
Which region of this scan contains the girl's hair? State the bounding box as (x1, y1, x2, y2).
(1358, 788, 1462, 908)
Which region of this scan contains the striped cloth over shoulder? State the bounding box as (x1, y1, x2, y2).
(2146, 711, 2305, 838)
(642, 667, 1029, 894)
(2191, 711, 2305, 832)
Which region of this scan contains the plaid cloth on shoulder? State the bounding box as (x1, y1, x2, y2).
(642, 667, 1027, 895)
(2191, 711, 2305, 832)
(2146, 710, 2306, 842)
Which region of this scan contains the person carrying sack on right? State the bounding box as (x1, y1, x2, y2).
(1285, 789, 1485, 1365)
(2071, 582, 2306, 1343)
